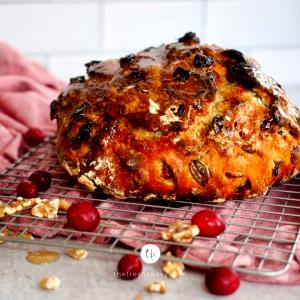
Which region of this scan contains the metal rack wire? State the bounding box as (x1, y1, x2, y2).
(1, 134, 300, 277)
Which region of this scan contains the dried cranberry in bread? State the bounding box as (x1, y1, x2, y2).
(51, 32, 300, 201)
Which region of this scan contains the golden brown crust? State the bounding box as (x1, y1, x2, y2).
(51, 32, 300, 201)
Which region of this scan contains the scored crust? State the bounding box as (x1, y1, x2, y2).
(51, 32, 300, 202)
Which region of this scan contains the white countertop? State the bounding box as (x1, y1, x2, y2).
(0, 242, 299, 300)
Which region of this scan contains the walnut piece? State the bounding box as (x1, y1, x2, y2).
(144, 281, 167, 294)
(21, 232, 34, 240)
(59, 199, 71, 212)
(0, 202, 6, 218)
(31, 199, 59, 219)
(161, 220, 199, 243)
(0, 197, 40, 217)
(10, 197, 39, 210)
(0, 197, 68, 219)
(162, 251, 185, 279)
(0, 229, 34, 244)
(66, 248, 88, 260)
(134, 294, 142, 300)
(39, 275, 61, 290)
(0, 228, 9, 244)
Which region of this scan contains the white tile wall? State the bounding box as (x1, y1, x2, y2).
(251, 49, 300, 86)
(285, 86, 300, 105)
(26, 54, 48, 67)
(0, 3, 102, 53)
(48, 51, 127, 80)
(206, 0, 300, 48)
(0, 0, 299, 92)
(103, 1, 205, 52)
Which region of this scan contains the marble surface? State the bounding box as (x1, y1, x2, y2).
(0, 242, 299, 300)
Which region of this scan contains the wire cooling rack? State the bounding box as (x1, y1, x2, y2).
(1, 134, 300, 277)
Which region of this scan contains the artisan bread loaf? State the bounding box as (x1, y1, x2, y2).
(51, 32, 300, 201)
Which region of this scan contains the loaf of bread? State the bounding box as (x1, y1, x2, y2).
(51, 32, 300, 202)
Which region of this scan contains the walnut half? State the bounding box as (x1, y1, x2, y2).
(31, 199, 60, 219)
(144, 281, 167, 294)
(0, 197, 39, 217)
(161, 220, 199, 243)
(39, 275, 61, 290)
(0, 197, 67, 219)
(162, 251, 185, 279)
(66, 248, 88, 260)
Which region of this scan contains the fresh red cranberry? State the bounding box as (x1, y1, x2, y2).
(67, 202, 100, 232)
(29, 170, 52, 191)
(191, 209, 225, 237)
(167, 245, 185, 257)
(17, 181, 38, 198)
(117, 254, 142, 280)
(205, 267, 240, 296)
(23, 128, 45, 147)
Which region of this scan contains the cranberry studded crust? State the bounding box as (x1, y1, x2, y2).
(51, 32, 300, 202)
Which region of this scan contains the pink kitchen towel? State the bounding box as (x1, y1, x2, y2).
(0, 42, 65, 170)
(1, 43, 300, 286)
